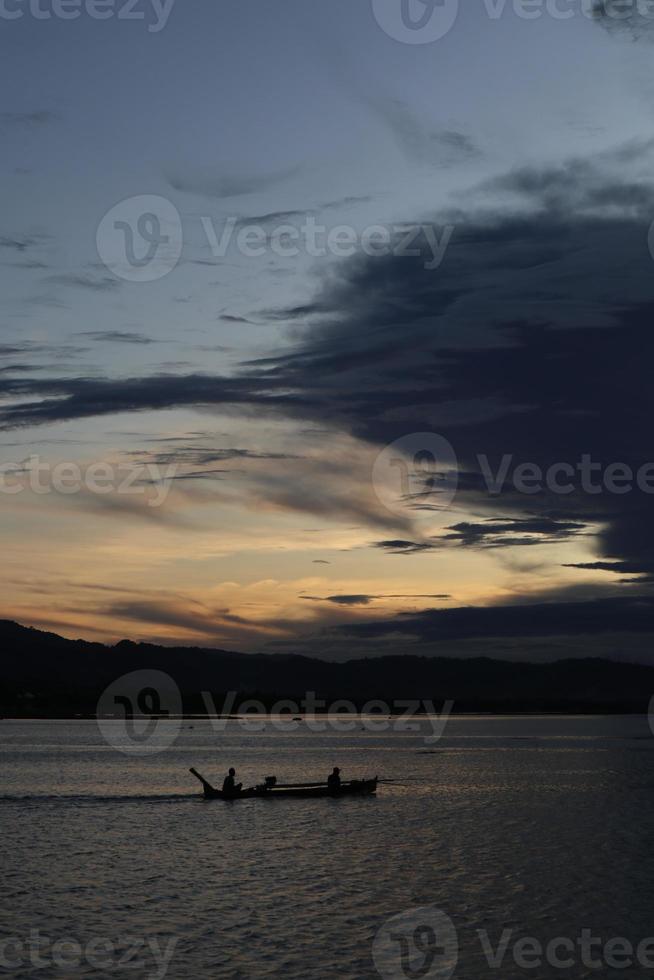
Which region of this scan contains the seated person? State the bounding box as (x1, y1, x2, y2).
(222, 767, 242, 796)
(327, 767, 341, 792)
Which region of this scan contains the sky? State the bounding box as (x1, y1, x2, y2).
(2, 0, 654, 660)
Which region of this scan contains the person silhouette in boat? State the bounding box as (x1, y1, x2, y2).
(327, 767, 341, 793)
(222, 767, 242, 797)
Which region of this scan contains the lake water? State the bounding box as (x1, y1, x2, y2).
(2, 715, 654, 979)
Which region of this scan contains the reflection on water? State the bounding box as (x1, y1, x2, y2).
(1, 716, 653, 978)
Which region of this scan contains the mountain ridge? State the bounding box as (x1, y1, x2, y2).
(1, 620, 653, 715)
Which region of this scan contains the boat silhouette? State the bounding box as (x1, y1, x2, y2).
(190, 768, 378, 800)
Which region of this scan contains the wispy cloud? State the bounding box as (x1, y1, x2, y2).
(591, 0, 654, 39)
(166, 164, 304, 199)
(443, 519, 587, 548)
(364, 95, 480, 167)
(0, 233, 50, 253)
(78, 331, 155, 345)
(219, 314, 254, 325)
(0, 110, 59, 126)
(320, 195, 374, 210)
(301, 593, 450, 606)
(45, 273, 120, 292)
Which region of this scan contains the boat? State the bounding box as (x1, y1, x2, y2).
(189, 768, 378, 800)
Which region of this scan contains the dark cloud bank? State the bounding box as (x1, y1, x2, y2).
(4, 142, 654, 658)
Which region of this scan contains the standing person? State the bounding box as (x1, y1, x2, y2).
(222, 767, 242, 797)
(327, 767, 341, 792)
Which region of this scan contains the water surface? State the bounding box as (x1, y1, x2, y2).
(2, 715, 653, 978)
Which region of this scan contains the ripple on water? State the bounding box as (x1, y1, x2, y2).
(1, 717, 654, 978)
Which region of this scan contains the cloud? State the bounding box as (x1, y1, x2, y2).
(226, 457, 415, 534)
(562, 560, 649, 577)
(320, 196, 374, 210)
(246, 143, 654, 579)
(116, 437, 412, 533)
(0, 237, 34, 252)
(373, 540, 438, 555)
(219, 314, 254, 324)
(334, 595, 654, 644)
(45, 274, 119, 292)
(0, 341, 88, 366)
(4, 139, 654, 584)
(100, 598, 260, 647)
(128, 444, 302, 469)
(0, 344, 36, 357)
(234, 209, 311, 227)
(0, 111, 58, 126)
(301, 593, 450, 605)
(5, 260, 49, 270)
(78, 331, 154, 344)
(443, 518, 586, 548)
(59, 488, 191, 528)
(0, 363, 41, 374)
(166, 165, 303, 199)
(0, 233, 50, 253)
(480, 146, 654, 215)
(364, 96, 480, 167)
(0, 374, 269, 429)
(591, 0, 654, 39)
(254, 302, 333, 322)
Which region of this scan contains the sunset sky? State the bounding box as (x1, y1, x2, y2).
(2, 0, 654, 660)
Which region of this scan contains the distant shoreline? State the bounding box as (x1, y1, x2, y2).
(3, 620, 654, 718)
(2, 708, 651, 719)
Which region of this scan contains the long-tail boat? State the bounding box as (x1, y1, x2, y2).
(190, 768, 378, 800)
